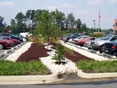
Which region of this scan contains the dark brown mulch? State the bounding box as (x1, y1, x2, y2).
(51, 44, 92, 62)
(65, 51, 91, 62)
(17, 42, 92, 62)
(17, 43, 49, 62)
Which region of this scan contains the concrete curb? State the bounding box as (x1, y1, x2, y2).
(0, 53, 4, 58)
(0, 74, 62, 85)
(59, 40, 117, 79)
(77, 69, 117, 79)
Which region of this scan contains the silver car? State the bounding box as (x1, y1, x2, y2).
(90, 34, 117, 53)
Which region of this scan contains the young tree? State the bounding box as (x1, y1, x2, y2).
(35, 10, 53, 42)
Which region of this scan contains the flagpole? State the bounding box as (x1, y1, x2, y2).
(98, 11, 101, 32)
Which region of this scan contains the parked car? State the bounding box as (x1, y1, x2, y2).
(78, 37, 95, 46)
(90, 34, 117, 53)
(16, 34, 28, 41)
(0, 39, 14, 49)
(62, 34, 72, 42)
(104, 40, 117, 57)
(0, 33, 23, 42)
(84, 38, 101, 49)
(73, 36, 89, 45)
(10, 34, 23, 42)
(68, 33, 80, 43)
(0, 36, 21, 45)
(62, 33, 79, 42)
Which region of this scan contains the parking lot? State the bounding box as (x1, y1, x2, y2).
(0, 42, 27, 60)
(63, 41, 117, 60)
(62, 33, 117, 59)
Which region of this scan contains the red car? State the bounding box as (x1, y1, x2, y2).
(78, 37, 95, 46)
(0, 36, 21, 45)
(0, 40, 13, 49)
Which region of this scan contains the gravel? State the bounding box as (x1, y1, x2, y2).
(40, 45, 78, 75)
(60, 40, 116, 61)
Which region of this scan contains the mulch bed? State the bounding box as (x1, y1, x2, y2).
(17, 42, 92, 62)
(65, 51, 91, 62)
(51, 43, 92, 62)
(17, 43, 49, 62)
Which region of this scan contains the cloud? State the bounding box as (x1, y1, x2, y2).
(47, 6, 57, 11)
(87, 0, 103, 5)
(75, 9, 89, 16)
(61, 3, 70, 8)
(0, 1, 14, 6)
(109, 0, 117, 3)
(61, 3, 77, 9)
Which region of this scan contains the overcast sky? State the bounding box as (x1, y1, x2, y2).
(0, 0, 117, 29)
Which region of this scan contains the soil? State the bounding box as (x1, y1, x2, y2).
(17, 43, 49, 62)
(17, 42, 92, 62)
(65, 51, 91, 62)
(51, 43, 92, 62)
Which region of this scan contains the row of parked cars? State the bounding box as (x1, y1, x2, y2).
(62, 33, 117, 57)
(0, 33, 28, 50)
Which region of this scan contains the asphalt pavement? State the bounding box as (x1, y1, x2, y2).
(1, 80, 117, 88)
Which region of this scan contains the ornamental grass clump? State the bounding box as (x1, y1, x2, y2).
(52, 43, 66, 64)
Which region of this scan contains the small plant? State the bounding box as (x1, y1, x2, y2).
(52, 43, 66, 64)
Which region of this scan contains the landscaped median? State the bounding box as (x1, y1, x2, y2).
(59, 40, 117, 79)
(0, 60, 62, 85)
(77, 60, 117, 78)
(1, 41, 117, 85)
(0, 42, 63, 85)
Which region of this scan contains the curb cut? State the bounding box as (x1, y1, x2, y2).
(0, 74, 63, 85)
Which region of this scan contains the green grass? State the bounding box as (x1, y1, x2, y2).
(0, 60, 50, 76)
(77, 60, 117, 73)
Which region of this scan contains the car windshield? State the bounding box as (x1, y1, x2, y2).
(77, 36, 82, 39)
(101, 37, 110, 40)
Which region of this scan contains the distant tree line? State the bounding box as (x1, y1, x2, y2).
(0, 9, 114, 35)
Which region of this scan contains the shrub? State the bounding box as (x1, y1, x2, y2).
(91, 32, 104, 37)
(52, 43, 66, 64)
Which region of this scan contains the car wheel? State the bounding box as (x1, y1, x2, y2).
(88, 48, 91, 50)
(99, 45, 104, 53)
(0, 44, 4, 50)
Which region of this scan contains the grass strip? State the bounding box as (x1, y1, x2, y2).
(77, 60, 117, 73)
(0, 60, 50, 75)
